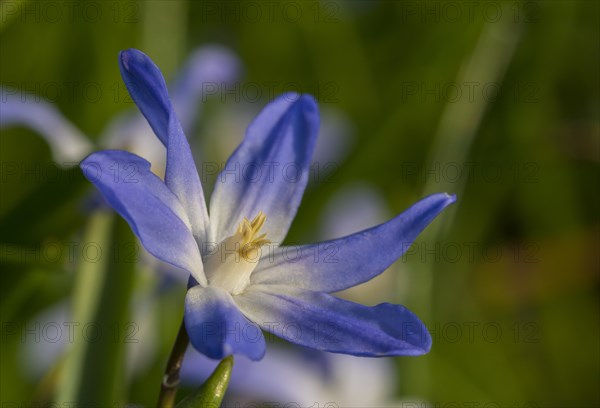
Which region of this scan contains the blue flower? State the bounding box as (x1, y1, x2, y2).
(80, 49, 456, 361)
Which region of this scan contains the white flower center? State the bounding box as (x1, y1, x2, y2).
(205, 211, 270, 295)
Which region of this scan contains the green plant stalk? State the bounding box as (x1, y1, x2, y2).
(157, 320, 190, 408)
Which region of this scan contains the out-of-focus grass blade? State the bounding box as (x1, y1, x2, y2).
(403, 8, 523, 397)
(56, 211, 136, 406)
(175, 356, 233, 408)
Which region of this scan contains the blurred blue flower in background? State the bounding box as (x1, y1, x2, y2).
(0, 45, 240, 173)
(81, 48, 456, 361)
(181, 345, 400, 407)
(20, 296, 159, 383)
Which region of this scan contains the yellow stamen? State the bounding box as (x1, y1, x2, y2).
(236, 211, 270, 260)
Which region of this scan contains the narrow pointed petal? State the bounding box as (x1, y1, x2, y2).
(1, 88, 93, 163)
(80, 150, 206, 285)
(185, 286, 266, 361)
(251, 193, 456, 292)
(119, 49, 209, 243)
(236, 285, 431, 356)
(209, 93, 319, 244)
(118, 49, 170, 145)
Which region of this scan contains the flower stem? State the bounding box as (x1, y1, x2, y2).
(157, 319, 189, 408)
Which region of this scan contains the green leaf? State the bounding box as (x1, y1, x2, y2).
(55, 212, 137, 406)
(175, 356, 234, 408)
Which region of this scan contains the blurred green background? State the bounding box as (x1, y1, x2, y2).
(1, 0, 598, 407)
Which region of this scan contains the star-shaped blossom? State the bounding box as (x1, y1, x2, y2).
(80, 49, 456, 361)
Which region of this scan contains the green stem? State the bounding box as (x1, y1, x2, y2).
(157, 320, 189, 408)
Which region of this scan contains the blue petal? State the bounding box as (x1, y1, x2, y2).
(0, 87, 93, 163)
(185, 286, 266, 361)
(119, 49, 209, 244)
(118, 49, 170, 145)
(251, 193, 456, 292)
(236, 285, 431, 356)
(209, 93, 319, 244)
(80, 150, 206, 285)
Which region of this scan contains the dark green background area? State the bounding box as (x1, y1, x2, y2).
(1, 1, 598, 407)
